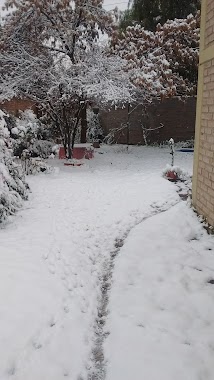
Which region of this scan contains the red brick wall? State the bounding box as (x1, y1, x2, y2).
(100, 97, 196, 145)
(0, 98, 38, 117)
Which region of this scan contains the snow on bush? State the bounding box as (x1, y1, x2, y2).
(11, 110, 38, 140)
(51, 145, 59, 155)
(162, 164, 191, 181)
(0, 110, 29, 222)
(21, 152, 53, 175)
(30, 140, 54, 158)
(12, 110, 54, 158)
(86, 109, 104, 142)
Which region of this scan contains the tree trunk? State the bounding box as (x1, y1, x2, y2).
(127, 103, 130, 150)
(63, 140, 67, 158)
(80, 104, 87, 143)
(72, 111, 82, 149)
(67, 129, 72, 159)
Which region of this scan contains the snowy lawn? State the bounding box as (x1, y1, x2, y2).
(104, 203, 214, 380)
(0, 145, 213, 380)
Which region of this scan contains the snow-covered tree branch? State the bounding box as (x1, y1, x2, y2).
(0, 0, 134, 158)
(110, 12, 200, 99)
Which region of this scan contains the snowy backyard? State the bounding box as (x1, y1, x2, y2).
(0, 146, 214, 380)
(0, 0, 208, 378)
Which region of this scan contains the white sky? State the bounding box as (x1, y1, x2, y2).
(0, 0, 128, 18)
(103, 0, 128, 11)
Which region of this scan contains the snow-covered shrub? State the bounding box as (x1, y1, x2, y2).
(11, 110, 37, 139)
(176, 139, 194, 149)
(12, 110, 54, 158)
(30, 140, 53, 158)
(51, 145, 59, 155)
(162, 164, 190, 181)
(86, 109, 104, 142)
(21, 154, 53, 175)
(0, 110, 29, 222)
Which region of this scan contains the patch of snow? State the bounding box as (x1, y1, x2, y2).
(11, 127, 19, 135)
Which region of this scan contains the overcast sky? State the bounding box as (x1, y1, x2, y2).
(0, 0, 128, 17)
(103, 0, 128, 11)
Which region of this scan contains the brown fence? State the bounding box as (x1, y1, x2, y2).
(0, 98, 38, 117)
(0, 96, 196, 146)
(100, 97, 196, 145)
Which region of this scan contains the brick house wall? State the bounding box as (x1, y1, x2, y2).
(192, 0, 214, 226)
(100, 97, 196, 145)
(0, 98, 38, 117)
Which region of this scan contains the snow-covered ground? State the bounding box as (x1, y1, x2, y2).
(104, 202, 214, 380)
(0, 145, 213, 380)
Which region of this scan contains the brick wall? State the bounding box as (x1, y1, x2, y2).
(192, 0, 214, 227)
(0, 98, 38, 117)
(194, 59, 214, 225)
(100, 97, 196, 145)
(205, 0, 214, 47)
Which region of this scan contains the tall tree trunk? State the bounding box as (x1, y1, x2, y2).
(67, 130, 72, 159)
(72, 110, 82, 149)
(80, 104, 87, 143)
(127, 102, 130, 150)
(72, 125, 78, 149)
(63, 139, 67, 158)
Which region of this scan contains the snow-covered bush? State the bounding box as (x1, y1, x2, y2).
(29, 140, 53, 158)
(0, 110, 29, 222)
(87, 109, 104, 142)
(162, 164, 190, 181)
(51, 145, 59, 156)
(21, 153, 53, 175)
(11, 110, 39, 139)
(176, 139, 194, 149)
(12, 110, 54, 158)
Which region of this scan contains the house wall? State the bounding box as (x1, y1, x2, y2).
(100, 97, 196, 145)
(192, 0, 214, 226)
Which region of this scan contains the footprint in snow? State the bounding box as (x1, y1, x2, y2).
(207, 279, 214, 285)
(32, 341, 42, 350)
(7, 364, 16, 376)
(48, 263, 56, 274)
(64, 305, 70, 313)
(55, 250, 61, 260)
(67, 284, 73, 292)
(49, 316, 57, 327)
